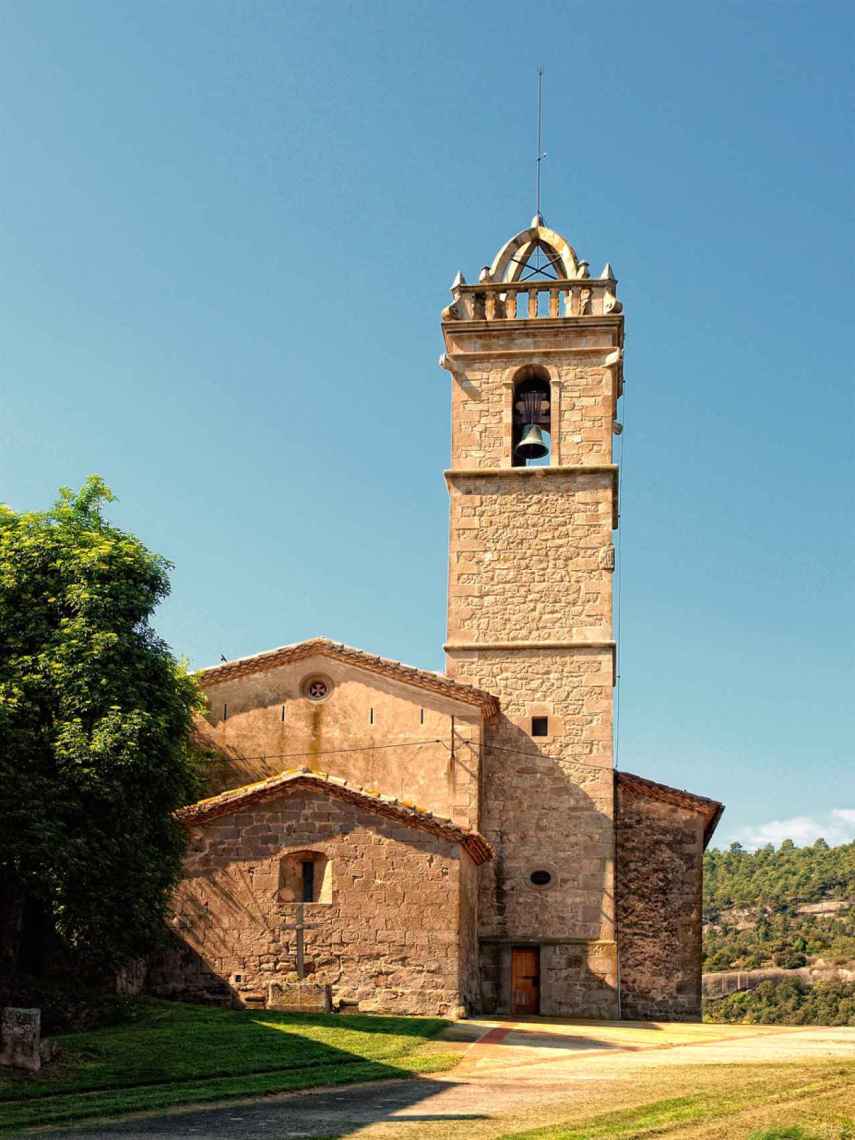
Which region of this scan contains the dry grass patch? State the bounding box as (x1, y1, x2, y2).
(497, 1060, 855, 1140)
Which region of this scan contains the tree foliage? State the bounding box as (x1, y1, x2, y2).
(704, 908, 854, 972)
(706, 978, 855, 1027)
(702, 838, 855, 1025)
(704, 838, 855, 915)
(0, 478, 203, 971)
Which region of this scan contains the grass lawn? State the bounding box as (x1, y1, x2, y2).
(0, 999, 456, 1134)
(496, 1060, 855, 1140)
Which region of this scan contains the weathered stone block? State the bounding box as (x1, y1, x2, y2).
(0, 1008, 41, 1073)
(268, 982, 332, 1013)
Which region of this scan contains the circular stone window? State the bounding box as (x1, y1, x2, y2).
(303, 676, 332, 702)
(529, 870, 552, 887)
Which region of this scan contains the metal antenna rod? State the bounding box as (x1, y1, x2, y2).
(536, 65, 545, 219)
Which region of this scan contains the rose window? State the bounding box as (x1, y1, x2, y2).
(303, 676, 331, 702)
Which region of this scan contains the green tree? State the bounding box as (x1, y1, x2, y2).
(0, 478, 203, 973)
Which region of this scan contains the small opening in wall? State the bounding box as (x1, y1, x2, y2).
(369, 707, 375, 725)
(531, 716, 549, 737)
(234, 974, 242, 983)
(530, 870, 552, 887)
(223, 704, 228, 721)
(420, 708, 425, 725)
(281, 705, 286, 722)
(279, 851, 332, 905)
(301, 859, 315, 903)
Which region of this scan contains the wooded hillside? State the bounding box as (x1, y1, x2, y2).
(704, 838, 855, 915)
(702, 838, 855, 1024)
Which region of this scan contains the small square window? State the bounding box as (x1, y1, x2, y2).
(531, 716, 549, 737)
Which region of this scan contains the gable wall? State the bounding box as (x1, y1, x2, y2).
(149, 787, 475, 1016)
(197, 654, 482, 830)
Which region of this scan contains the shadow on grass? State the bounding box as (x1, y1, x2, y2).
(0, 1000, 476, 1136)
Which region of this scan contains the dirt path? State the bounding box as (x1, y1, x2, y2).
(38, 1019, 855, 1139)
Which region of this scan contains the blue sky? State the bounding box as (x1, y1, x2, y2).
(1, 1, 852, 848)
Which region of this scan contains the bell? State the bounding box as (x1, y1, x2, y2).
(515, 423, 548, 461)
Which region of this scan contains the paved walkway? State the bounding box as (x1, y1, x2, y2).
(41, 1018, 855, 1139)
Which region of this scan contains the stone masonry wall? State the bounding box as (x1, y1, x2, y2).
(447, 473, 613, 644)
(457, 853, 481, 1012)
(198, 655, 481, 831)
(478, 941, 618, 1019)
(451, 649, 614, 936)
(148, 787, 475, 1017)
(444, 339, 619, 470)
(616, 787, 705, 1021)
(450, 647, 617, 1018)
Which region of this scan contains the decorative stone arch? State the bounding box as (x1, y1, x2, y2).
(489, 223, 580, 283)
(278, 849, 332, 905)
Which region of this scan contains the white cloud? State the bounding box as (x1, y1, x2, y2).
(729, 810, 855, 850)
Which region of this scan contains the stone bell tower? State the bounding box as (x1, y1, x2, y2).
(440, 216, 624, 1017)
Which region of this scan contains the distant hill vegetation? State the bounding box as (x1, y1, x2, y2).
(702, 838, 855, 1025)
(705, 838, 855, 915)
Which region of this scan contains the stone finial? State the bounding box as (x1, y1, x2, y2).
(531, 212, 545, 228)
(600, 262, 616, 281)
(0, 1008, 41, 1073)
(478, 265, 492, 283)
(451, 271, 466, 290)
(576, 260, 590, 279)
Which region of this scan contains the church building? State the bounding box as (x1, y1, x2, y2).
(150, 217, 723, 1021)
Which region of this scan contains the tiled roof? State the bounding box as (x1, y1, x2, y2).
(176, 767, 494, 865)
(617, 770, 724, 849)
(197, 637, 500, 720)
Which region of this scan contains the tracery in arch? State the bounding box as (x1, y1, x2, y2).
(488, 220, 580, 283)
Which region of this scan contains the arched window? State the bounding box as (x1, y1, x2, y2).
(278, 850, 332, 905)
(512, 366, 552, 468)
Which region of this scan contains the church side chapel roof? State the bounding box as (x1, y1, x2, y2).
(176, 767, 494, 865)
(197, 636, 500, 720)
(617, 771, 724, 849)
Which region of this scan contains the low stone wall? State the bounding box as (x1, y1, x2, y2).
(703, 962, 855, 999)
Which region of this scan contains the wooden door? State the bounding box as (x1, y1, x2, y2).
(511, 947, 540, 1014)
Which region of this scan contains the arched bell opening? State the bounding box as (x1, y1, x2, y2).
(512, 366, 552, 468)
